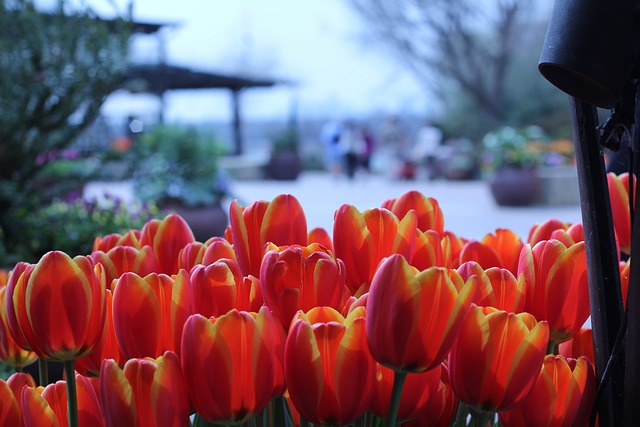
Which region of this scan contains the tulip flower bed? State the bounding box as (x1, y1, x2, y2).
(1, 173, 632, 427)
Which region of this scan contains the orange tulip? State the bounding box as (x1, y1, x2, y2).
(442, 230, 467, 269)
(366, 254, 475, 373)
(260, 243, 349, 329)
(607, 172, 634, 255)
(518, 240, 589, 344)
(403, 363, 459, 427)
(459, 228, 523, 274)
(22, 373, 104, 427)
(200, 237, 237, 265)
(7, 252, 106, 361)
(333, 205, 416, 294)
(457, 262, 526, 313)
(0, 286, 36, 369)
(307, 226, 333, 251)
(410, 230, 451, 270)
(229, 195, 308, 277)
(528, 219, 584, 247)
(99, 351, 189, 427)
(75, 289, 123, 377)
(0, 374, 31, 427)
(112, 271, 189, 359)
(187, 258, 250, 317)
(449, 305, 549, 412)
(369, 362, 442, 421)
(499, 355, 596, 427)
(93, 229, 142, 252)
(139, 215, 195, 275)
(559, 328, 595, 366)
(180, 308, 276, 424)
(0, 269, 8, 286)
(91, 245, 157, 286)
(285, 306, 375, 425)
(381, 190, 445, 234)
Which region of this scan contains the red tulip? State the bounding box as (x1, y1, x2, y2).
(260, 243, 349, 329)
(7, 252, 106, 361)
(620, 259, 630, 308)
(22, 374, 104, 427)
(75, 289, 123, 377)
(457, 262, 525, 312)
(366, 254, 475, 373)
(91, 245, 157, 286)
(99, 351, 189, 427)
(459, 228, 523, 273)
(410, 230, 451, 270)
(518, 240, 589, 343)
(369, 362, 442, 421)
(449, 305, 549, 412)
(403, 363, 459, 427)
(187, 258, 249, 317)
(181, 308, 276, 424)
(559, 328, 595, 367)
(112, 271, 189, 359)
(607, 172, 634, 255)
(0, 374, 29, 427)
(499, 355, 596, 427)
(333, 205, 416, 294)
(93, 229, 142, 252)
(0, 285, 36, 369)
(381, 190, 445, 234)
(307, 226, 333, 251)
(229, 195, 308, 277)
(285, 306, 375, 425)
(140, 215, 195, 275)
(201, 237, 237, 265)
(528, 219, 584, 247)
(442, 230, 467, 269)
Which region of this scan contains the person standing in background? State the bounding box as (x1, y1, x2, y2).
(413, 119, 443, 180)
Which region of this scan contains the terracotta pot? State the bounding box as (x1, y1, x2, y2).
(489, 167, 540, 207)
(161, 201, 228, 242)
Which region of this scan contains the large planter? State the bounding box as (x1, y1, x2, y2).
(266, 150, 302, 180)
(161, 201, 228, 242)
(489, 167, 541, 206)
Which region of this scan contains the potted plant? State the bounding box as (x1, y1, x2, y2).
(482, 125, 546, 206)
(266, 127, 302, 180)
(132, 124, 229, 240)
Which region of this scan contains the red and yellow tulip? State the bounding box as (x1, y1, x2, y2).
(260, 243, 349, 329)
(7, 252, 106, 361)
(139, 215, 195, 275)
(229, 194, 308, 277)
(366, 254, 475, 373)
(381, 190, 445, 235)
(448, 306, 549, 412)
(559, 328, 595, 366)
(333, 205, 415, 294)
(22, 374, 104, 427)
(499, 355, 596, 427)
(607, 172, 634, 255)
(180, 308, 276, 424)
(0, 285, 36, 369)
(187, 258, 250, 317)
(403, 363, 459, 427)
(99, 351, 189, 427)
(112, 271, 189, 359)
(91, 245, 157, 287)
(457, 262, 525, 313)
(285, 306, 375, 425)
(518, 240, 589, 344)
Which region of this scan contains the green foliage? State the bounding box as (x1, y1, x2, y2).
(0, 0, 131, 264)
(132, 125, 228, 207)
(9, 197, 160, 265)
(482, 125, 548, 172)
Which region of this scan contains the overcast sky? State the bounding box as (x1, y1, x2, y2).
(93, 0, 431, 123)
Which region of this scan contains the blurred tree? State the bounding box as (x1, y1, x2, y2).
(0, 0, 131, 265)
(348, 0, 567, 138)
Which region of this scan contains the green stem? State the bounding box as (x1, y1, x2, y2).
(452, 403, 469, 426)
(38, 358, 48, 386)
(468, 407, 494, 427)
(63, 360, 78, 427)
(547, 340, 559, 355)
(300, 416, 310, 427)
(272, 396, 287, 427)
(385, 370, 407, 427)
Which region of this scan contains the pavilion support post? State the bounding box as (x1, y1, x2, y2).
(231, 88, 243, 156)
(570, 97, 625, 427)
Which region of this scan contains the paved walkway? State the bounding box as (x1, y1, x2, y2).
(85, 172, 583, 241)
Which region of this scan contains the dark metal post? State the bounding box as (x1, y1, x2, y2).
(231, 88, 243, 156)
(624, 88, 640, 425)
(569, 97, 625, 427)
